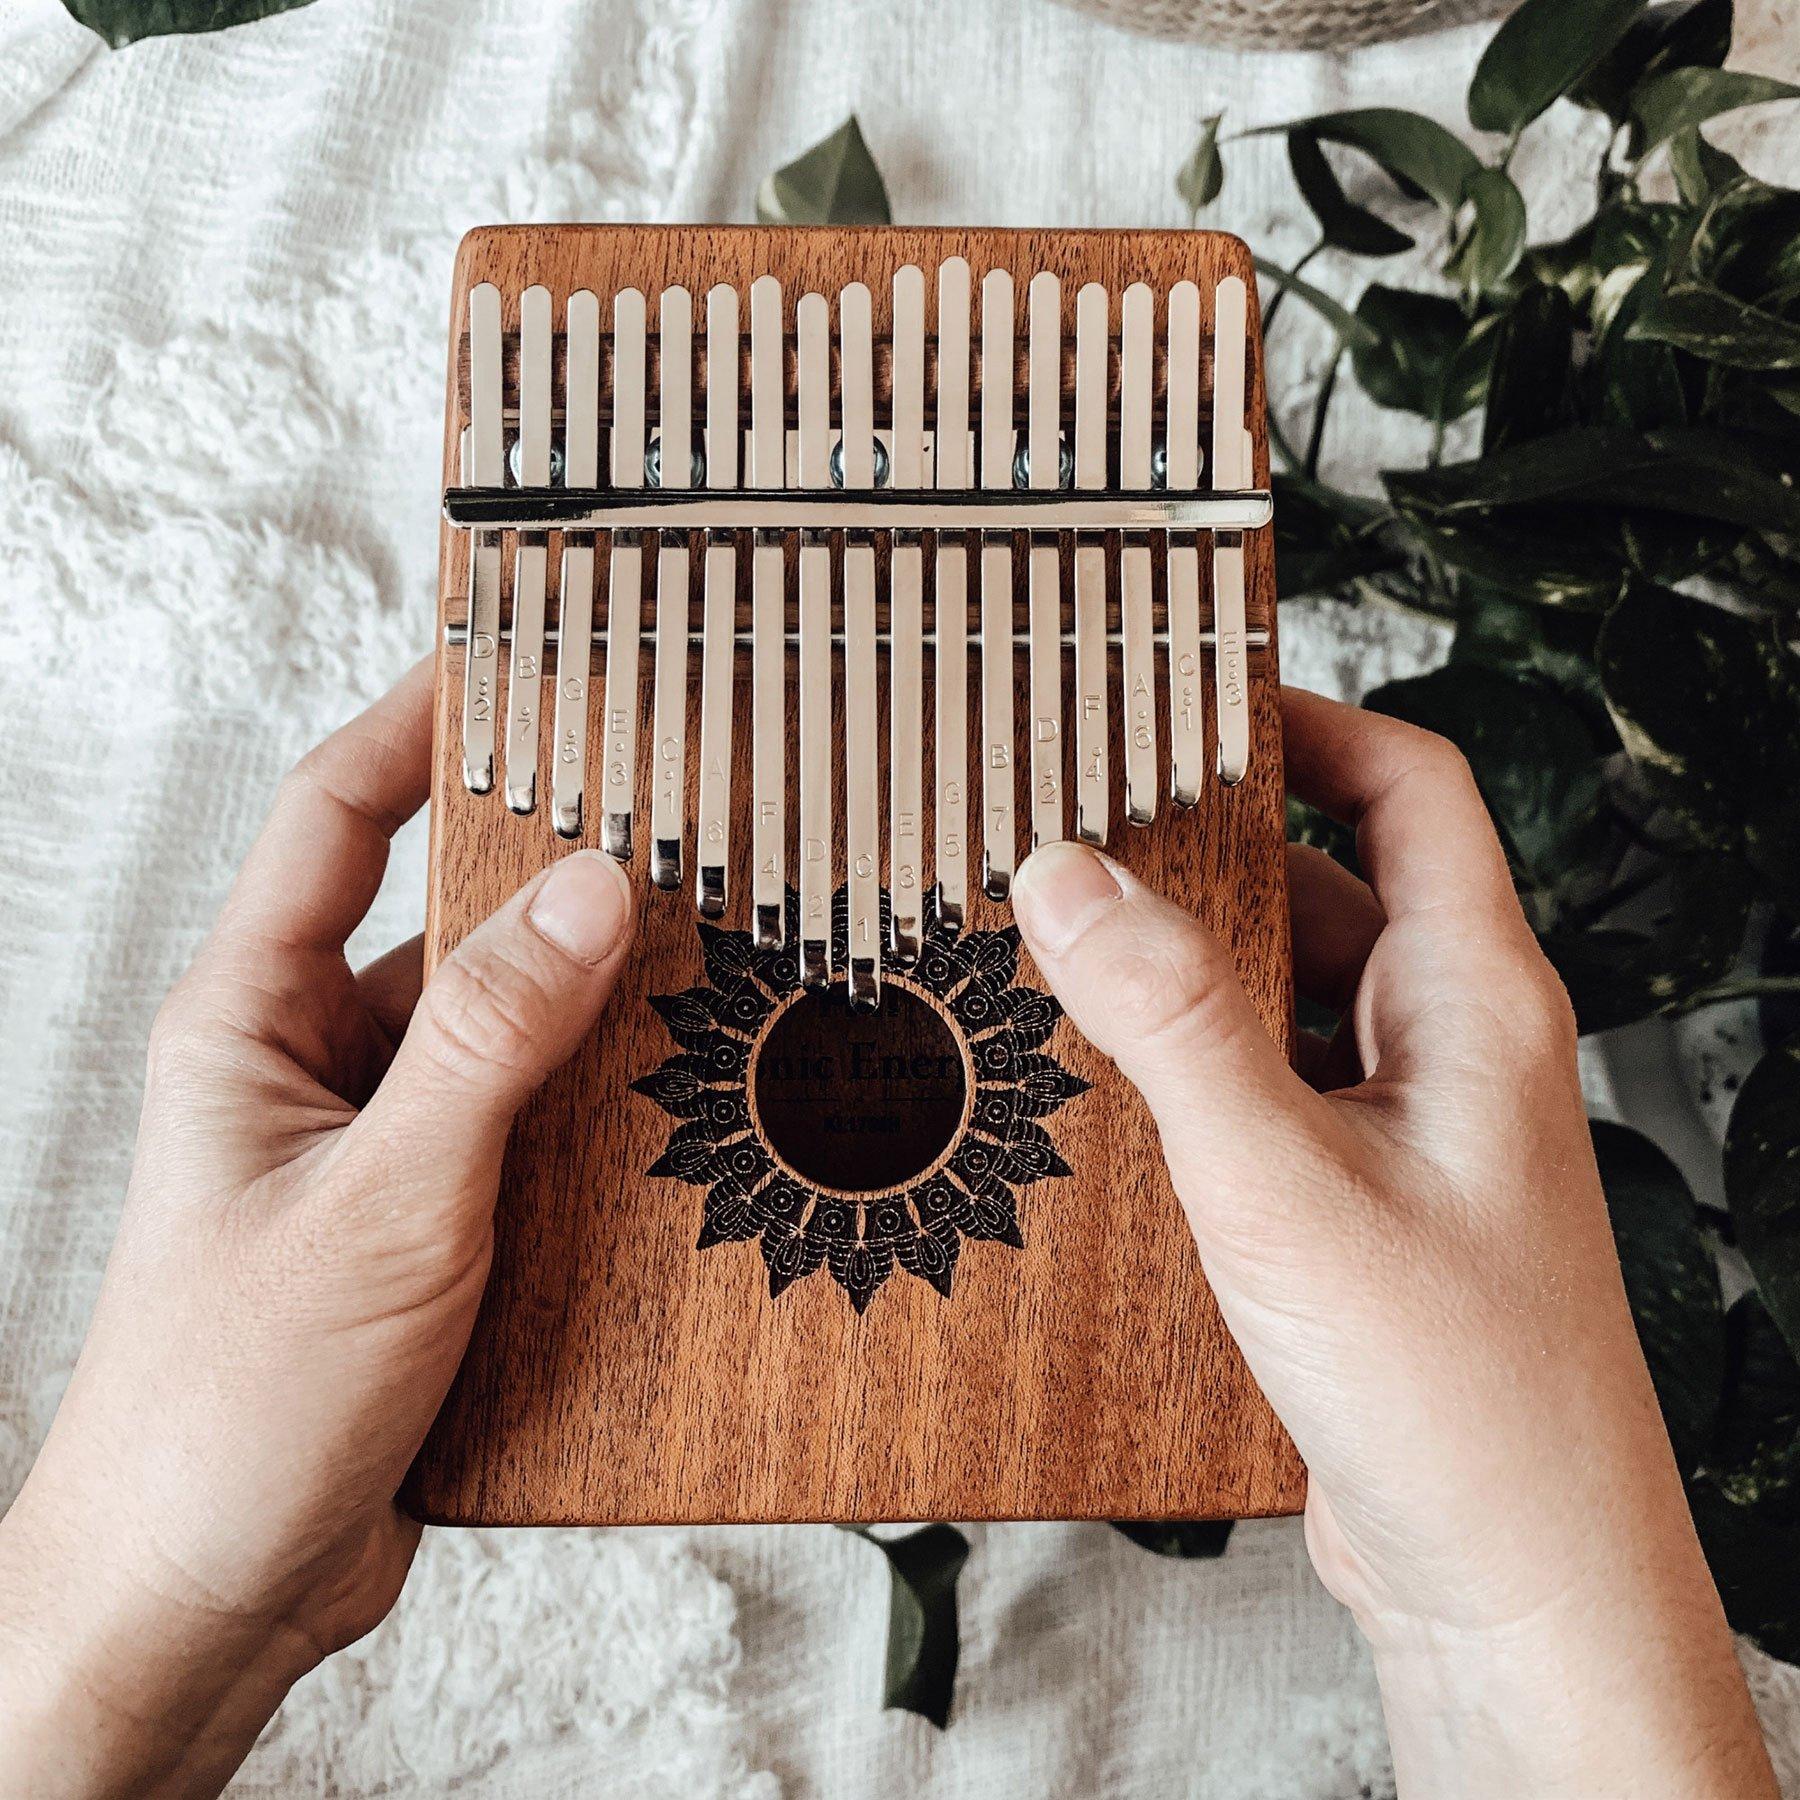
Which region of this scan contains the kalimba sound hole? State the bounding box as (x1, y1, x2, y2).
(751, 983, 970, 1195)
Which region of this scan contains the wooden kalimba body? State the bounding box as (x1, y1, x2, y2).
(409, 226, 1302, 1527)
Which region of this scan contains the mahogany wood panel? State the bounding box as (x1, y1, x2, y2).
(406, 225, 1305, 1526)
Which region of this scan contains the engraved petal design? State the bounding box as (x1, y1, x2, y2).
(637, 885, 1087, 1313)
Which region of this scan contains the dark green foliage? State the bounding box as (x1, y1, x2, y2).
(1468, 0, 1649, 135)
(1111, 1520, 1235, 1557)
(61, 0, 311, 45)
(1726, 1036, 1800, 1362)
(841, 1525, 971, 1727)
(757, 117, 892, 228)
(1593, 1121, 1725, 1473)
(1233, 0, 1800, 1674)
(1177, 115, 1226, 218)
(1688, 1296, 1800, 1662)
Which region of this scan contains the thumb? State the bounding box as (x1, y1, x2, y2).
(1011, 840, 1330, 1227)
(346, 849, 635, 1188)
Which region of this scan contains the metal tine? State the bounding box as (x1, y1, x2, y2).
(749, 275, 786, 949)
(461, 281, 503, 794)
(504, 285, 552, 815)
(796, 291, 833, 985)
(841, 282, 880, 1009)
(888, 264, 926, 965)
(979, 267, 1016, 899)
(1211, 274, 1252, 786)
(551, 289, 601, 838)
(933, 256, 972, 937)
(1026, 271, 1063, 852)
(696, 283, 739, 916)
(1165, 279, 1205, 807)
(1120, 282, 1158, 826)
(601, 288, 648, 861)
(1072, 281, 1109, 847)
(650, 285, 692, 890)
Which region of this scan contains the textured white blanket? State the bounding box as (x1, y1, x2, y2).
(2, 0, 1797, 1792)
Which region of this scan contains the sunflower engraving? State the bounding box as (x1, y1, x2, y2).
(631, 886, 1090, 1313)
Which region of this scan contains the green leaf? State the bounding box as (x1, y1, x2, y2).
(1715, 1292, 1800, 1469)
(1631, 67, 1800, 157)
(756, 116, 892, 227)
(842, 1524, 970, 1728)
(1484, 285, 1577, 452)
(1268, 113, 1521, 299)
(1365, 664, 1607, 887)
(61, 0, 312, 44)
(1544, 855, 1754, 1030)
(1469, 0, 1649, 136)
(1351, 287, 1495, 420)
(1593, 1119, 1724, 1473)
(1574, 0, 1733, 124)
(1451, 599, 1613, 734)
(1688, 1293, 1800, 1664)
(1726, 1034, 1800, 1363)
(1596, 585, 1800, 901)
(1286, 130, 1413, 256)
(1407, 509, 1631, 610)
(1385, 427, 1800, 537)
(1687, 180, 1800, 306)
(1274, 473, 1399, 598)
(1631, 283, 1800, 370)
(1262, 109, 1482, 215)
(1668, 126, 1748, 204)
(1110, 1519, 1235, 1557)
(1444, 167, 1529, 295)
(1253, 258, 1382, 351)
(1177, 114, 1226, 218)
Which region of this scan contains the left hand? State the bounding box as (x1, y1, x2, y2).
(0, 658, 637, 1799)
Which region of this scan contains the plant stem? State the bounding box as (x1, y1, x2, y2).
(1664, 975, 1800, 1019)
(1304, 349, 1343, 480)
(1268, 406, 1305, 475)
(1261, 239, 1323, 344)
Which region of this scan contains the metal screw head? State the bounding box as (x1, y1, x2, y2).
(1012, 436, 1074, 490)
(1150, 441, 1205, 489)
(644, 437, 706, 488)
(508, 438, 567, 485)
(829, 436, 891, 488)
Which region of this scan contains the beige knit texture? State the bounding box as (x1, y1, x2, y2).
(1051, 0, 1507, 49)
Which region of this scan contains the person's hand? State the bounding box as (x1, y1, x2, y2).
(0, 659, 636, 1799)
(1010, 689, 1775, 1800)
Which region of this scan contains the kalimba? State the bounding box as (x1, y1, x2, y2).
(409, 226, 1302, 1527)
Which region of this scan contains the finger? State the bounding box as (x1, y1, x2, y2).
(1287, 843, 1383, 1015)
(1011, 841, 1337, 1209)
(216, 656, 435, 967)
(356, 934, 425, 1050)
(1282, 686, 1524, 934)
(1283, 687, 1573, 1092)
(337, 851, 635, 1217)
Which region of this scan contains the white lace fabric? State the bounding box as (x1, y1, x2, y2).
(1, 1, 1797, 1793)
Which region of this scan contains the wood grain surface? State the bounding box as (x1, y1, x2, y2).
(406, 225, 1305, 1526)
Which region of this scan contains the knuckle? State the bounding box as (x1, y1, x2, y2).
(1409, 725, 1478, 793)
(1099, 918, 1239, 1055)
(144, 974, 228, 1086)
(419, 948, 546, 1085)
(1486, 952, 1578, 1053)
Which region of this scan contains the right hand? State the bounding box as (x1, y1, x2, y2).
(1010, 688, 1774, 1799)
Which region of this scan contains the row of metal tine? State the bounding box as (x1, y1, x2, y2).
(456, 260, 1258, 1009)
